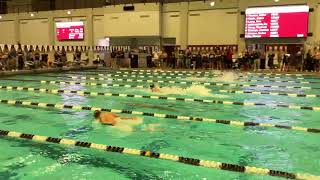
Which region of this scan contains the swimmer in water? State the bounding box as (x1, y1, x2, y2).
(94, 110, 138, 126)
(150, 84, 161, 93)
(94, 110, 161, 132)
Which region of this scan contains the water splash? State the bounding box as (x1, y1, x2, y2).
(149, 85, 229, 98)
(214, 72, 243, 82)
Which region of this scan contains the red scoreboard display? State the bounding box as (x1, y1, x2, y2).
(245, 5, 309, 38)
(56, 22, 84, 41)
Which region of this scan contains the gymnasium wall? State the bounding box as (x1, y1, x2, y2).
(0, 1, 320, 52)
(93, 15, 105, 45)
(188, 9, 238, 45)
(0, 20, 16, 44)
(19, 18, 50, 45)
(162, 12, 181, 45)
(104, 3, 160, 37)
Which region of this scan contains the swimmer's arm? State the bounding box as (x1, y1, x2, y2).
(119, 116, 138, 120)
(112, 113, 120, 118)
(99, 118, 116, 126)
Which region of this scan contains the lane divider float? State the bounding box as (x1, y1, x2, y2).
(101, 71, 215, 77)
(1, 85, 319, 111)
(247, 72, 316, 77)
(0, 86, 320, 111)
(44, 78, 320, 90)
(218, 90, 320, 98)
(0, 130, 317, 180)
(113, 73, 320, 80)
(111, 71, 320, 81)
(2, 78, 320, 92)
(0, 99, 319, 134)
(88, 69, 319, 79)
(61, 72, 320, 83)
(65, 75, 320, 85)
(88, 69, 214, 75)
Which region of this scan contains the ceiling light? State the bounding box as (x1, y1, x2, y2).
(210, 1, 215, 7)
(274, 0, 279, 2)
(0, 15, 2, 19)
(67, 10, 71, 15)
(30, 13, 34, 17)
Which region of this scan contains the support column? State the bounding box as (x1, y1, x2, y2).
(14, 17, 20, 44)
(306, 0, 318, 51)
(86, 10, 94, 63)
(48, 15, 55, 45)
(179, 2, 189, 50)
(237, 0, 246, 52)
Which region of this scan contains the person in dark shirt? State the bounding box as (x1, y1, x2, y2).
(17, 44, 24, 70)
(268, 53, 275, 70)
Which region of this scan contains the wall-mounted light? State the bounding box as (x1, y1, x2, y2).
(0, 15, 2, 19)
(30, 13, 34, 17)
(67, 10, 71, 15)
(210, 1, 215, 7)
(274, 0, 280, 2)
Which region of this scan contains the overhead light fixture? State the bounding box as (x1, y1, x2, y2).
(0, 15, 2, 19)
(210, 1, 215, 7)
(274, 0, 279, 2)
(30, 13, 34, 17)
(67, 10, 71, 15)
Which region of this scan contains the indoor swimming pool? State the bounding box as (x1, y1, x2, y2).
(0, 69, 319, 180)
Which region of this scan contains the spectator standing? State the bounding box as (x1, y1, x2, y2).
(268, 52, 275, 70)
(9, 45, 17, 70)
(305, 50, 314, 72)
(17, 45, 24, 70)
(1, 45, 10, 71)
(253, 50, 260, 72)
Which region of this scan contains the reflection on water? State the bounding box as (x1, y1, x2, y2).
(0, 138, 162, 179)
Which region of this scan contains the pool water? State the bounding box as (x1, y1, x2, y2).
(0, 69, 319, 180)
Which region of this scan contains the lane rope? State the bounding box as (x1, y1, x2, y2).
(87, 69, 214, 75)
(0, 99, 319, 134)
(247, 72, 317, 77)
(1, 85, 319, 111)
(43, 78, 320, 90)
(67, 75, 320, 85)
(0, 130, 317, 180)
(88, 69, 319, 78)
(69, 71, 218, 77)
(39, 74, 320, 85)
(218, 90, 320, 98)
(68, 72, 320, 84)
(2, 78, 320, 92)
(110, 71, 320, 81)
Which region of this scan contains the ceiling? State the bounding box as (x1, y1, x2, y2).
(0, 0, 215, 14)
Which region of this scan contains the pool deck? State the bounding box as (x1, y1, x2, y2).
(0, 66, 98, 77)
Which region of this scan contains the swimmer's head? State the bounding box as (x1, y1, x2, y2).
(94, 110, 101, 119)
(150, 84, 155, 89)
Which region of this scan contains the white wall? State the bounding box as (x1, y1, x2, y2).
(0, 21, 16, 44)
(162, 12, 181, 45)
(19, 18, 49, 45)
(93, 15, 105, 45)
(54, 17, 88, 46)
(188, 9, 238, 45)
(104, 11, 160, 37)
